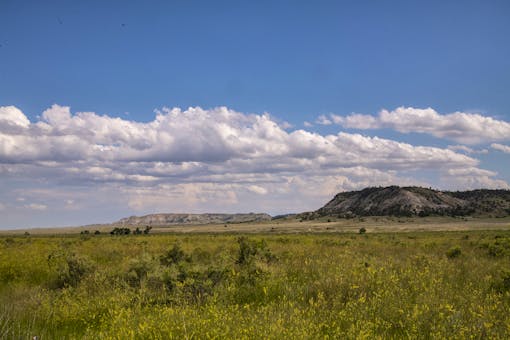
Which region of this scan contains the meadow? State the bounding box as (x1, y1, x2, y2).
(1, 226, 510, 339)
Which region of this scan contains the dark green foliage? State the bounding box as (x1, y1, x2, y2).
(144, 226, 152, 234)
(160, 243, 187, 266)
(359, 227, 367, 234)
(481, 236, 510, 257)
(446, 246, 462, 258)
(47, 252, 93, 288)
(126, 253, 155, 287)
(110, 227, 131, 235)
(236, 237, 276, 265)
(492, 269, 510, 293)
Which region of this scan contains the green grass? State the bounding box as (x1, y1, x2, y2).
(1, 230, 510, 338)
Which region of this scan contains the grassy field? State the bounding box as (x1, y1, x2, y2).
(1, 223, 510, 338)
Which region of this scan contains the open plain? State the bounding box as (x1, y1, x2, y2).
(1, 218, 510, 338)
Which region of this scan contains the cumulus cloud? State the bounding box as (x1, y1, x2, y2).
(315, 114, 332, 125)
(0, 104, 478, 171)
(0, 106, 30, 129)
(0, 104, 507, 227)
(328, 107, 510, 144)
(491, 143, 510, 154)
(447, 145, 488, 154)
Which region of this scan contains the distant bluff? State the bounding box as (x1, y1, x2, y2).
(115, 213, 272, 226)
(301, 186, 510, 218)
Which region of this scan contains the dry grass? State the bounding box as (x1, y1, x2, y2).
(2, 216, 509, 236)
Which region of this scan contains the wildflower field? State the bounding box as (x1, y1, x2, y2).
(1, 229, 510, 339)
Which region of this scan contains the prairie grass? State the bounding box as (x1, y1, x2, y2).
(0, 230, 509, 338)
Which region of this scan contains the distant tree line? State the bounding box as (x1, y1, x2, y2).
(110, 226, 152, 235)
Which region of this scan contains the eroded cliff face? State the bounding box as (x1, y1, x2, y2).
(115, 213, 272, 226)
(307, 186, 510, 218)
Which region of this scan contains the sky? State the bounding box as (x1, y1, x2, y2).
(1, 0, 510, 229)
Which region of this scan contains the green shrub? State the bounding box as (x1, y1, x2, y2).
(160, 243, 187, 266)
(446, 246, 462, 258)
(126, 253, 156, 287)
(492, 269, 510, 293)
(48, 252, 94, 288)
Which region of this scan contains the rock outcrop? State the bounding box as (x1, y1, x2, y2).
(303, 186, 510, 218)
(115, 213, 272, 226)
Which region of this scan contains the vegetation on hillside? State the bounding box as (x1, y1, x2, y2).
(1, 230, 510, 338)
(303, 186, 510, 219)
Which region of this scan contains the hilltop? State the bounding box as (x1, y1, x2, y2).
(300, 186, 510, 219)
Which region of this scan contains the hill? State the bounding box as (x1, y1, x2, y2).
(301, 186, 510, 219)
(115, 213, 272, 226)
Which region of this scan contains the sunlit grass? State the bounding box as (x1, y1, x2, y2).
(1, 230, 509, 338)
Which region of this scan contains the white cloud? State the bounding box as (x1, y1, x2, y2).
(447, 145, 488, 154)
(315, 114, 332, 125)
(25, 203, 47, 211)
(247, 185, 268, 195)
(303, 121, 313, 127)
(329, 107, 510, 144)
(491, 143, 510, 154)
(279, 121, 293, 129)
(0, 104, 507, 226)
(0, 106, 30, 129)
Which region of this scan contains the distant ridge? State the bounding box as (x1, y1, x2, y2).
(301, 186, 510, 219)
(115, 213, 272, 226)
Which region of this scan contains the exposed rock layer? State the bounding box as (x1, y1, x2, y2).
(308, 186, 510, 218)
(115, 213, 272, 226)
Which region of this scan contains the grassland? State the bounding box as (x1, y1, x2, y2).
(1, 220, 510, 338)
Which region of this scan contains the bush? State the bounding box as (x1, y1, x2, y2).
(160, 243, 187, 266)
(446, 246, 462, 258)
(126, 253, 156, 287)
(48, 252, 94, 288)
(492, 269, 510, 293)
(359, 227, 367, 234)
(236, 237, 276, 265)
(110, 227, 131, 235)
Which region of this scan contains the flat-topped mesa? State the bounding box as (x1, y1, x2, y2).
(115, 213, 272, 226)
(305, 186, 510, 218)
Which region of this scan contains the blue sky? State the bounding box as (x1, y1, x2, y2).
(1, 1, 510, 229)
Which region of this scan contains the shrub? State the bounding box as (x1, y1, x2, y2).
(110, 227, 131, 235)
(160, 243, 187, 266)
(236, 237, 276, 265)
(492, 269, 510, 293)
(359, 227, 367, 234)
(48, 252, 94, 288)
(126, 253, 156, 287)
(446, 246, 462, 258)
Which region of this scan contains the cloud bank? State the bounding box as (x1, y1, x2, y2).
(0, 104, 508, 227)
(324, 107, 510, 144)
(491, 143, 510, 154)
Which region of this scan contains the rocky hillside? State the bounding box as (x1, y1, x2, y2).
(115, 213, 272, 226)
(303, 186, 510, 218)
